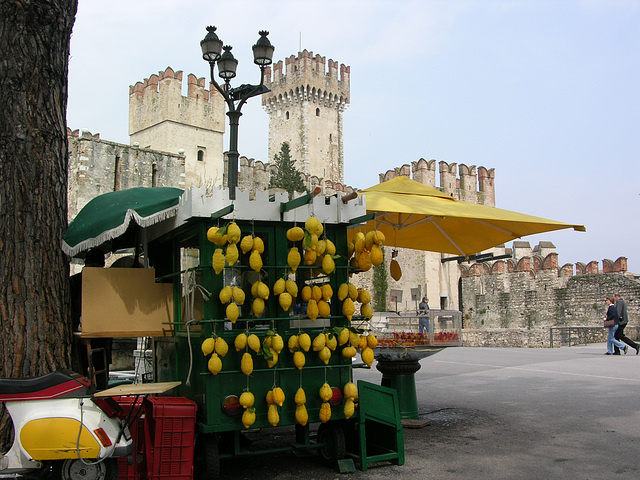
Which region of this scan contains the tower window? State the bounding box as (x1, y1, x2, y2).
(316, 108, 320, 117)
(114, 156, 121, 191)
(197, 148, 205, 162)
(286, 111, 290, 120)
(329, 133, 332, 142)
(152, 163, 158, 187)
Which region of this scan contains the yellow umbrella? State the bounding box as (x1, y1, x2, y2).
(359, 176, 585, 256)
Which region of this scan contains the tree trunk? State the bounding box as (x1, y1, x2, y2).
(0, 0, 78, 449)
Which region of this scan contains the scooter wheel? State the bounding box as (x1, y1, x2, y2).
(52, 458, 118, 480)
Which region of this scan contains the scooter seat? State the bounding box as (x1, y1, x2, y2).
(0, 370, 91, 401)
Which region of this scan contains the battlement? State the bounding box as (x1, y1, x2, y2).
(379, 160, 496, 206)
(129, 66, 225, 138)
(264, 49, 350, 89)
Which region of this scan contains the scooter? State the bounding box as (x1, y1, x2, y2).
(0, 370, 135, 479)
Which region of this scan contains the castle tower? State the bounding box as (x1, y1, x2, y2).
(262, 50, 350, 184)
(129, 67, 226, 188)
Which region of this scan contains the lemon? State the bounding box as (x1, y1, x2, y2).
(271, 334, 284, 354)
(301, 285, 312, 302)
(349, 331, 360, 347)
(247, 334, 260, 353)
(321, 254, 335, 275)
(361, 347, 374, 367)
(226, 302, 239, 324)
(268, 403, 280, 426)
(374, 230, 385, 245)
(325, 332, 337, 351)
(272, 387, 285, 407)
(367, 334, 378, 349)
(295, 404, 308, 426)
(207, 226, 227, 246)
(319, 346, 331, 365)
(225, 243, 239, 266)
(361, 303, 373, 320)
(348, 284, 358, 301)
(325, 238, 336, 256)
(390, 259, 402, 281)
(344, 398, 355, 419)
(338, 283, 349, 301)
(279, 292, 293, 312)
(358, 250, 372, 272)
(347, 241, 355, 259)
(298, 333, 311, 352)
(288, 247, 301, 272)
(343, 382, 358, 401)
(304, 248, 317, 266)
(321, 284, 333, 301)
(370, 244, 383, 267)
(319, 402, 331, 423)
(235, 333, 247, 352)
(214, 337, 229, 357)
(357, 288, 371, 304)
(252, 298, 265, 317)
(219, 285, 232, 304)
(316, 239, 326, 256)
(312, 333, 326, 351)
(358, 335, 368, 351)
(252, 236, 265, 254)
(266, 347, 278, 368)
(285, 280, 298, 297)
(337, 328, 350, 346)
(305, 216, 323, 237)
(242, 407, 256, 429)
(293, 351, 305, 370)
(212, 249, 225, 274)
(294, 387, 306, 405)
(319, 382, 332, 402)
(288, 334, 299, 353)
(312, 285, 323, 302)
(239, 391, 255, 408)
(286, 226, 305, 242)
(226, 222, 241, 244)
(317, 300, 331, 318)
(207, 353, 222, 375)
(249, 250, 263, 272)
(365, 231, 376, 250)
(232, 287, 245, 305)
(342, 297, 355, 321)
(354, 232, 365, 255)
(306, 299, 319, 321)
(201, 337, 215, 356)
(257, 282, 270, 300)
(241, 352, 253, 376)
(240, 234, 254, 254)
(273, 278, 286, 296)
(265, 390, 274, 405)
(341, 346, 357, 358)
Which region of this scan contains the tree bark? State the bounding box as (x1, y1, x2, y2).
(0, 0, 78, 448)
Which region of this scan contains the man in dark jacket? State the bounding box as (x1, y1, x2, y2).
(614, 293, 639, 355)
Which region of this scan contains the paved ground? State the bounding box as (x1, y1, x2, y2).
(219, 344, 640, 479)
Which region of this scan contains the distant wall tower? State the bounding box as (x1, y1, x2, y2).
(262, 50, 350, 184)
(129, 67, 226, 188)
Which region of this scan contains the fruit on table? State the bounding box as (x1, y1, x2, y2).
(226, 302, 239, 324)
(239, 391, 255, 408)
(287, 226, 305, 242)
(272, 387, 285, 407)
(225, 243, 239, 266)
(319, 382, 332, 402)
(247, 334, 261, 353)
(219, 285, 232, 304)
(241, 352, 253, 376)
(240, 234, 254, 254)
(344, 399, 355, 419)
(319, 402, 331, 423)
(207, 353, 222, 375)
(294, 387, 306, 405)
(212, 249, 225, 274)
(249, 250, 263, 272)
(287, 247, 301, 272)
(298, 333, 311, 352)
(268, 404, 280, 426)
(214, 337, 229, 357)
(242, 407, 256, 429)
(295, 404, 308, 426)
(293, 351, 305, 370)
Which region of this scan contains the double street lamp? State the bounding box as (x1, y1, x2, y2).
(201, 26, 275, 200)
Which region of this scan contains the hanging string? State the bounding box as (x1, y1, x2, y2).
(183, 269, 212, 387)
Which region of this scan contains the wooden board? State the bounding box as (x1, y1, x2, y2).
(81, 267, 173, 338)
(94, 381, 181, 397)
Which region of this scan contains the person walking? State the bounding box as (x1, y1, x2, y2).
(613, 293, 639, 355)
(605, 297, 627, 355)
(418, 297, 430, 334)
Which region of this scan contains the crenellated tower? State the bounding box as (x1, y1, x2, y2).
(262, 50, 350, 184)
(129, 67, 226, 188)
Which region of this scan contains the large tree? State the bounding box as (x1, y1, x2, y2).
(0, 0, 78, 444)
(269, 142, 307, 198)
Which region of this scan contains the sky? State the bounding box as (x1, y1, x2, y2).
(67, 0, 640, 273)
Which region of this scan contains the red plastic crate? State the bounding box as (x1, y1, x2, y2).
(143, 397, 196, 480)
(115, 397, 147, 480)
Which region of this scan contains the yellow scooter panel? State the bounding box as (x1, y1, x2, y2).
(20, 418, 100, 460)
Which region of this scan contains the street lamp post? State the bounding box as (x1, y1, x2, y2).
(201, 26, 275, 200)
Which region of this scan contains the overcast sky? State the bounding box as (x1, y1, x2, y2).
(67, 0, 640, 273)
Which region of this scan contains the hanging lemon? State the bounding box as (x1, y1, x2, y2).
(207, 353, 222, 375)
(286, 226, 305, 242)
(201, 337, 215, 356)
(249, 250, 263, 272)
(214, 337, 229, 357)
(288, 247, 301, 272)
(219, 285, 232, 304)
(226, 222, 241, 244)
(279, 292, 293, 312)
(273, 278, 286, 296)
(240, 234, 254, 254)
(298, 333, 311, 352)
(212, 249, 225, 275)
(294, 387, 306, 405)
(241, 352, 253, 375)
(252, 298, 265, 317)
(232, 287, 245, 305)
(226, 303, 239, 324)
